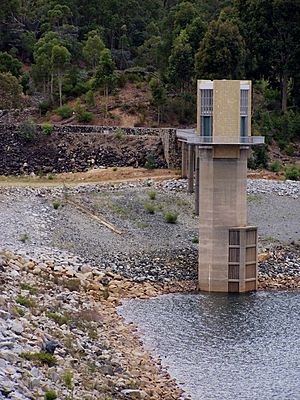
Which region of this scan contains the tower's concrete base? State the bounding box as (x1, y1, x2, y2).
(198, 146, 257, 293)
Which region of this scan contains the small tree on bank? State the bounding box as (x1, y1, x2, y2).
(149, 78, 166, 124)
(95, 48, 116, 118)
(51, 44, 71, 107)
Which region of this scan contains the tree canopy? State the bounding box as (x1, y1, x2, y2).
(0, 72, 23, 109)
(195, 18, 245, 80)
(0, 0, 299, 115)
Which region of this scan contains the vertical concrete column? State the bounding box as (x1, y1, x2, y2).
(195, 150, 200, 215)
(188, 144, 195, 193)
(181, 142, 188, 178)
(198, 146, 248, 292)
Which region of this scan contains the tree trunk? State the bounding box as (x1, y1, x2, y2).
(105, 86, 108, 118)
(50, 73, 54, 104)
(281, 71, 288, 113)
(58, 74, 62, 107)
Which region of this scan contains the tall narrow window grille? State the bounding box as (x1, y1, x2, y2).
(240, 89, 248, 136)
(200, 89, 213, 137)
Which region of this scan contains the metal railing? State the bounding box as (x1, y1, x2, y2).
(176, 129, 265, 146)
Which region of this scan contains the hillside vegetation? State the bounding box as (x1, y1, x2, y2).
(0, 0, 299, 174)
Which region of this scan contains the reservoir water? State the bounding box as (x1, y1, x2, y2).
(118, 291, 300, 400)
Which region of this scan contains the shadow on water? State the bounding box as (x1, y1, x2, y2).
(118, 291, 300, 400)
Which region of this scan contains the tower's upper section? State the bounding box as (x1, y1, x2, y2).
(196, 79, 263, 146)
(176, 79, 264, 146)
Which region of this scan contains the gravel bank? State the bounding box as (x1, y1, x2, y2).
(0, 178, 299, 282)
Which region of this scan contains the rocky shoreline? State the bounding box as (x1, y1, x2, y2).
(0, 177, 299, 399)
(0, 244, 299, 399)
(0, 248, 192, 400)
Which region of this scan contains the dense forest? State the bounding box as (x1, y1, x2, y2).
(0, 0, 300, 172)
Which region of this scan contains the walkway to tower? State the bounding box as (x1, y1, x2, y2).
(176, 128, 264, 214)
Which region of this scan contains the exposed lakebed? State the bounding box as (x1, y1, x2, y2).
(119, 290, 300, 400)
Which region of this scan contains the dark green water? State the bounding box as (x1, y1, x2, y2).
(118, 291, 300, 400)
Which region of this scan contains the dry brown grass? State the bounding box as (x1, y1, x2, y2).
(0, 167, 176, 187)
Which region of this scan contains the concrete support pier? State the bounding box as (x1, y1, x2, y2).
(187, 144, 195, 193)
(194, 152, 200, 216)
(198, 147, 257, 292)
(181, 142, 188, 178)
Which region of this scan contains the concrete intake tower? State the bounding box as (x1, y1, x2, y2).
(177, 80, 264, 293)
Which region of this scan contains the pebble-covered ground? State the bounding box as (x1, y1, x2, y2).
(0, 178, 299, 282)
(0, 177, 299, 399)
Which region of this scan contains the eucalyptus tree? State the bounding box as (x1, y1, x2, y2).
(195, 18, 245, 80)
(235, 0, 300, 112)
(51, 44, 71, 107)
(95, 48, 116, 117)
(83, 31, 105, 73)
(168, 30, 194, 91)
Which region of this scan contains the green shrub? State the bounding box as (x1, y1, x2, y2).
(261, 110, 300, 149)
(19, 234, 29, 243)
(285, 143, 295, 156)
(285, 165, 300, 181)
(117, 72, 127, 88)
(148, 191, 156, 200)
(57, 104, 73, 119)
(39, 100, 50, 115)
(114, 129, 125, 140)
(270, 160, 282, 173)
(16, 295, 36, 308)
(164, 211, 178, 224)
(77, 111, 93, 123)
(84, 90, 96, 107)
(247, 145, 269, 169)
(120, 103, 131, 112)
(164, 93, 196, 125)
(44, 390, 57, 400)
(52, 200, 60, 209)
(192, 236, 199, 244)
(112, 167, 118, 171)
(21, 72, 30, 94)
(127, 73, 143, 83)
(63, 369, 74, 389)
(18, 120, 37, 142)
(16, 307, 26, 317)
(20, 283, 37, 294)
(144, 203, 155, 214)
(21, 352, 57, 367)
(46, 312, 68, 326)
(275, 111, 300, 146)
(41, 123, 53, 136)
(144, 152, 156, 169)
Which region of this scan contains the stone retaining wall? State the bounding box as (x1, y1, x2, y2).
(0, 124, 180, 175)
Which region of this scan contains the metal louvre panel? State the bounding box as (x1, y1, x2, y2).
(200, 89, 213, 116)
(240, 89, 248, 116)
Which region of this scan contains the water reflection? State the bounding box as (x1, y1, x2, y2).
(118, 291, 300, 400)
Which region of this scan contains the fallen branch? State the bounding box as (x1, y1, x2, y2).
(65, 199, 123, 235)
